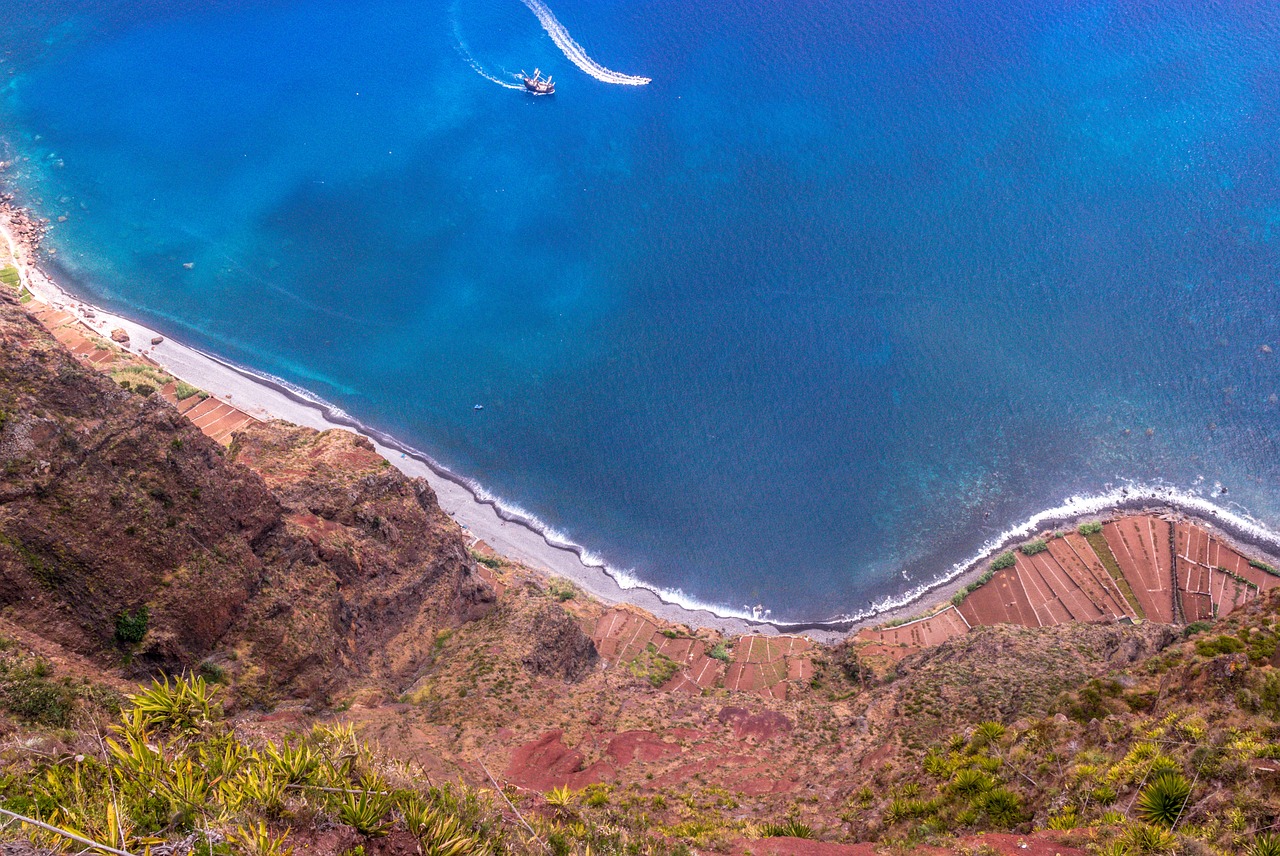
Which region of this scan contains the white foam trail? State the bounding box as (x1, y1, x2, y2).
(517, 0, 651, 85)
(451, 10, 525, 90)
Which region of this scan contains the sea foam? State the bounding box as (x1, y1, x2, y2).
(518, 0, 651, 85)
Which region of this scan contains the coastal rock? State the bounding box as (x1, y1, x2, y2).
(109, 327, 129, 343)
(520, 602, 598, 682)
(150, 335, 164, 345)
(0, 293, 494, 701)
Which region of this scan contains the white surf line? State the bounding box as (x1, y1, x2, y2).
(518, 0, 651, 85)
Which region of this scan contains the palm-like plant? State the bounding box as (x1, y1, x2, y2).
(128, 674, 220, 734)
(1136, 773, 1191, 829)
(979, 787, 1024, 829)
(1249, 832, 1280, 856)
(336, 788, 393, 836)
(231, 821, 294, 856)
(759, 819, 814, 839)
(949, 768, 994, 798)
(266, 741, 319, 786)
(970, 721, 1007, 751)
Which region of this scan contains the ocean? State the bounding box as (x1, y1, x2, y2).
(2, 0, 1279, 622)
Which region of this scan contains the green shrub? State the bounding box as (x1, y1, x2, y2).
(949, 768, 994, 797)
(1249, 559, 1279, 577)
(1136, 772, 1191, 828)
(547, 580, 576, 602)
(708, 642, 731, 663)
(991, 552, 1017, 570)
(1182, 621, 1213, 638)
(1194, 634, 1245, 657)
(468, 549, 503, 569)
(115, 606, 150, 644)
(1077, 521, 1103, 536)
(175, 381, 203, 401)
(1020, 539, 1048, 556)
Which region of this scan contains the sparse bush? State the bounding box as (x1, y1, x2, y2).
(175, 381, 202, 400)
(1078, 521, 1103, 536)
(1195, 635, 1245, 657)
(991, 552, 1017, 570)
(115, 606, 150, 644)
(1020, 539, 1048, 556)
(708, 642, 731, 663)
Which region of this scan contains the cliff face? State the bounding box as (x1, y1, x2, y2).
(0, 291, 493, 701)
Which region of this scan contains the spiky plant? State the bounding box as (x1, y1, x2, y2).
(336, 788, 393, 836)
(1250, 832, 1280, 856)
(1047, 807, 1079, 830)
(1136, 773, 1191, 829)
(231, 821, 293, 856)
(949, 768, 994, 798)
(128, 674, 220, 734)
(266, 741, 319, 786)
(1120, 821, 1177, 854)
(970, 721, 1007, 751)
(978, 788, 1024, 829)
(759, 819, 814, 839)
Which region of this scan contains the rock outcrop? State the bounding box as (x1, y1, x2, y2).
(0, 290, 493, 703)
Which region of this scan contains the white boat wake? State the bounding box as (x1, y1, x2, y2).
(451, 8, 525, 90)
(518, 0, 651, 85)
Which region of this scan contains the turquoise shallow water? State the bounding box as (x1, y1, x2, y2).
(2, 0, 1280, 621)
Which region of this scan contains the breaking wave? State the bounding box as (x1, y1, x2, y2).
(518, 0, 651, 85)
(775, 482, 1280, 632)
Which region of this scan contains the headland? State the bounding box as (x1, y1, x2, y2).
(3, 196, 1280, 646)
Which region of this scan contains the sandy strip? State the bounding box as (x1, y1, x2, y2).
(5, 209, 1280, 645)
(0, 213, 809, 640)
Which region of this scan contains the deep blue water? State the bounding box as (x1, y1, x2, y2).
(3, 0, 1280, 620)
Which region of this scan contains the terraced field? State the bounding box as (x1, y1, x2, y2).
(858, 515, 1279, 660)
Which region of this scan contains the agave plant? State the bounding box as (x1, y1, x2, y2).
(969, 721, 1008, 751)
(759, 819, 814, 839)
(544, 785, 575, 819)
(128, 674, 221, 734)
(949, 768, 994, 798)
(227, 764, 288, 817)
(266, 741, 319, 786)
(231, 821, 294, 856)
(1047, 806, 1080, 830)
(1120, 821, 1177, 854)
(336, 788, 394, 836)
(403, 801, 483, 856)
(1136, 773, 1191, 829)
(979, 787, 1025, 829)
(1250, 832, 1280, 856)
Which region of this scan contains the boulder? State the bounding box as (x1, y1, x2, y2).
(109, 328, 129, 343)
(151, 336, 164, 345)
(521, 602, 598, 682)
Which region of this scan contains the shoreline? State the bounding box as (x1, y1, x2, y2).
(4, 202, 1280, 643)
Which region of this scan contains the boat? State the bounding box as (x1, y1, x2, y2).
(521, 68, 555, 95)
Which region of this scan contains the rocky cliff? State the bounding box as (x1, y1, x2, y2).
(0, 289, 493, 702)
